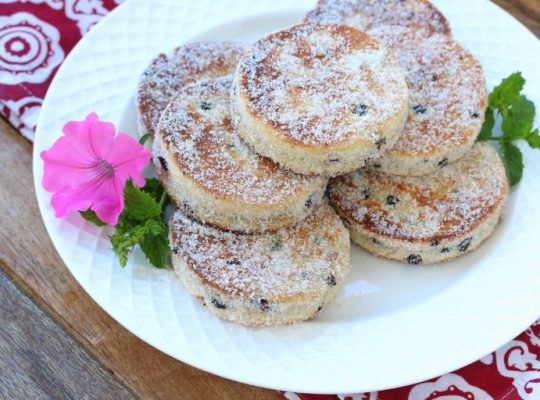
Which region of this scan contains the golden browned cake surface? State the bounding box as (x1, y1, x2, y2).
(155, 76, 326, 232)
(233, 23, 408, 176)
(368, 26, 488, 176)
(329, 143, 508, 264)
(304, 0, 450, 35)
(169, 203, 351, 326)
(136, 41, 246, 137)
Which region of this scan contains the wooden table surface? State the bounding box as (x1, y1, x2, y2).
(1, 1, 538, 399)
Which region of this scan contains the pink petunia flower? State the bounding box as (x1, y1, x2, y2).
(41, 113, 151, 225)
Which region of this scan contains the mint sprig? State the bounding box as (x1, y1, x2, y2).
(81, 178, 170, 269)
(110, 180, 169, 269)
(477, 72, 539, 185)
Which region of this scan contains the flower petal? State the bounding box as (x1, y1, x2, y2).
(63, 113, 116, 161)
(108, 132, 151, 187)
(91, 178, 125, 225)
(51, 187, 93, 219)
(50, 174, 124, 225)
(42, 113, 146, 225)
(41, 113, 121, 193)
(41, 136, 99, 192)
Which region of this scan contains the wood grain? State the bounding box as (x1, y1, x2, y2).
(491, 0, 540, 37)
(0, 270, 134, 400)
(0, 119, 279, 400)
(0, 2, 538, 399)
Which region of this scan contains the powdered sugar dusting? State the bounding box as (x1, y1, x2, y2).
(304, 0, 450, 35)
(237, 23, 408, 145)
(170, 204, 349, 299)
(137, 41, 247, 135)
(330, 143, 508, 241)
(158, 76, 324, 204)
(369, 26, 488, 155)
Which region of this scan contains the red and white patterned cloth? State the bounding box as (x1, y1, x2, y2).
(0, 0, 121, 140)
(1, 2, 539, 399)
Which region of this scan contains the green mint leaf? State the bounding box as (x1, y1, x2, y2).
(489, 72, 525, 113)
(114, 211, 136, 233)
(141, 177, 163, 200)
(123, 180, 161, 222)
(501, 142, 524, 186)
(110, 218, 166, 268)
(478, 107, 495, 141)
(79, 209, 107, 226)
(140, 221, 169, 269)
(145, 218, 167, 236)
(110, 223, 149, 267)
(501, 95, 535, 140)
(110, 182, 169, 269)
(481, 72, 539, 187)
(141, 178, 169, 210)
(107, 173, 170, 268)
(527, 129, 540, 149)
(139, 133, 151, 145)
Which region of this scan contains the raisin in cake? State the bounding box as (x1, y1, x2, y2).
(329, 143, 508, 264)
(155, 76, 327, 232)
(169, 203, 350, 326)
(368, 26, 488, 176)
(137, 41, 246, 138)
(232, 23, 408, 176)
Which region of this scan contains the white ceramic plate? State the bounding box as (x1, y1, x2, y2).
(33, 0, 540, 394)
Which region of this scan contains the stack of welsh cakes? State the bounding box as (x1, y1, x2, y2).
(136, 0, 508, 327)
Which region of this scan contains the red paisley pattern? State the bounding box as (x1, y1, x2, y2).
(1, 2, 539, 398)
(0, 0, 119, 140)
(0, 12, 64, 81)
